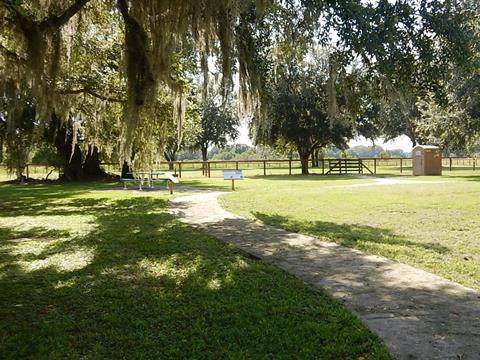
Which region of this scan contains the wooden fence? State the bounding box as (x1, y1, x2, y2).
(0, 156, 477, 181)
(161, 157, 477, 178)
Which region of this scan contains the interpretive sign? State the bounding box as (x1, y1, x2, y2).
(223, 170, 243, 180)
(223, 170, 243, 190)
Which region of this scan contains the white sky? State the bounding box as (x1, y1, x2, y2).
(235, 123, 414, 152)
(348, 135, 413, 152)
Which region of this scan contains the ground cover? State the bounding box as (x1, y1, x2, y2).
(0, 182, 390, 359)
(218, 173, 480, 290)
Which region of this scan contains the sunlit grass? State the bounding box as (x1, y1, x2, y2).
(220, 172, 480, 290)
(0, 182, 391, 359)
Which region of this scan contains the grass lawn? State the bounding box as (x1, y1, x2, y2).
(0, 182, 391, 359)
(218, 172, 480, 291)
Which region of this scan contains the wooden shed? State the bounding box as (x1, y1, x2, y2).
(412, 145, 442, 176)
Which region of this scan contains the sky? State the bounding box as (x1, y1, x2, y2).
(236, 122, 414, 152)
(348, 135, 413, 152)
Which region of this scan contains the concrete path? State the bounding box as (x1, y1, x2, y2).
(170, 192, 480, 360)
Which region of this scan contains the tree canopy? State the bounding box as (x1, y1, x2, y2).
(260, 51, 354, 174)
(0, 0, 478, 178)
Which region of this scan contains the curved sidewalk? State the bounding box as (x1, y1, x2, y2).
(170, 192, 480, 360)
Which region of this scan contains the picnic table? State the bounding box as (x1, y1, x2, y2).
(120, 171, 179, 194)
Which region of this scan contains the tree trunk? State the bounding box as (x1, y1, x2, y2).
(410, 136, 417, 147)
(121, 149, 137, 178)
(201, 146, 208, 176)
(300, 156, 309, 175)
(312, 148, 320, 168)
(53, 125, 84, 181)
(164, 151, 176, 170)
(201, 147, 208, 161)
(121, 161, 133, 178)
(61, 143, 84, 181)
(299, 152, 310, 175)
(83, 145, 105, 177)
(44, 114, 84, 181)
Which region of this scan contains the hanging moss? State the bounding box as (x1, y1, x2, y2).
(1, 0, 279, 168)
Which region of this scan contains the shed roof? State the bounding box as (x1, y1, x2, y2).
(413, 145, 440, 150)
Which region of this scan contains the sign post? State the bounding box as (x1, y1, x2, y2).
(223, 170, 243, 190)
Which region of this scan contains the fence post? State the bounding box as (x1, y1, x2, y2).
(263, 161, 266, 176)
(208, 162, 211, 177)
(449, 157, 452, 171)
(26, 164, 29, 179)
(236, 161, 239, 170)
(178, 163, 182, 178)
(374, 159, 377, 174)
(289, 160, 292, 175)
(400, 158, 403, 173)
(474, 157, 476, 171)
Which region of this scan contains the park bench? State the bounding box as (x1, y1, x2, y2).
(120, 171, 179, 193)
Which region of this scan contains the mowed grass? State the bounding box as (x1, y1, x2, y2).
(218, 172, 480, 291)
(0, 182, 391, 359)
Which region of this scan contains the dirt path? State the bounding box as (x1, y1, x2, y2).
(170, 192, 480, 360)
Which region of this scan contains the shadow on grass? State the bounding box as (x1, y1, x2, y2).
(445, 174, 480, 181)
(252, 212, 450, 254)
(175, 208, 480, 359)
(0, 185, 391, 359)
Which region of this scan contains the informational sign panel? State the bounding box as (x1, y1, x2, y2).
(223, 170, 244, 180)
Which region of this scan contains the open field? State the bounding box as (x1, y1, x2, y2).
(217, 173, 480, 291)
(0, 182, 390, 359)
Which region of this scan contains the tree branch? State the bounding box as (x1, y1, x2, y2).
(1, 0, 90, 31)
(40, 0, 91, 30)
(61, 87, 125, 103)
(0, 0, 32, 30)
(0, 43, 26, 64)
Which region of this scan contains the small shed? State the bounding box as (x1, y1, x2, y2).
(412, 145, 442, 176)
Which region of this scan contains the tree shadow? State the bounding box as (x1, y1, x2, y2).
(251, 212, 450, 254)
(0, 190, 391, 359)
(445, 174, 480, 182)
(184, 213, 480, 360)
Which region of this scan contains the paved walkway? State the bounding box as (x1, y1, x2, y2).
(170, 192, 480, 360)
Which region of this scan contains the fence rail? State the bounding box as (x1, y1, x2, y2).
(0, 156, 478, 181)
(159, 157, 477, 178)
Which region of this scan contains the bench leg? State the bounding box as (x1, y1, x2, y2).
(168, 181, 173, 195)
